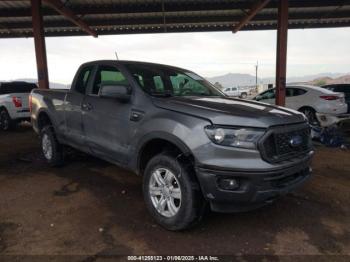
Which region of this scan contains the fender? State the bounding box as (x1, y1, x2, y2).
(131, 131, 193, 174)
(34, 108, 60, 135)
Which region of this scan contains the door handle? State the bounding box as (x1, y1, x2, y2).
(130, 109, 144, 122)
(82, 102, 93, 111)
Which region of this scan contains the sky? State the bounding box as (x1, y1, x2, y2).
(0, 27, 350, 84)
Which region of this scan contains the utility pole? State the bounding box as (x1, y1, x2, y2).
(31, 0, 49, 89)
(275, 0, 288, 106)
(115, 51, 119, 60)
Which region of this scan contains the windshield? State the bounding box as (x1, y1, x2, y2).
(125, 64, 224, 97)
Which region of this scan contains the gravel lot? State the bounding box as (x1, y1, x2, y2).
(0, 125, 349, 260)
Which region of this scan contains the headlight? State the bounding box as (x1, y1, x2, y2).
(204, 126, 265, 149)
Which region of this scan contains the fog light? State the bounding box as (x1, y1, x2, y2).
(218, 178, 240, 191)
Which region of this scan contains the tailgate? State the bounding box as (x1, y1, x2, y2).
(11, 92, 30, 109)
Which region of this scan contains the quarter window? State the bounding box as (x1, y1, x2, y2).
(75, 66, 93, 94)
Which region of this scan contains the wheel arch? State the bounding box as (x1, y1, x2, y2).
(298, 105, 316, 112)
(0, 105, 9, 112)
(37, 110, 54, 132)
(135, 132, 194, 175)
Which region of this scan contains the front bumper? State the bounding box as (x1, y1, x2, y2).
(195, 153, 313, 212)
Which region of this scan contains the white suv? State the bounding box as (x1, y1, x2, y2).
(0, 81, 37, 131)
(254, 85, 348, 124)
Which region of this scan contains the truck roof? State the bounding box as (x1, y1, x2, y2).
(81, 60, 190, 72)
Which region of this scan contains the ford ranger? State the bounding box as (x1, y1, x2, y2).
(30, 60, 313, 230)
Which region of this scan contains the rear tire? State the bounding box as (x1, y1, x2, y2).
(240, 92, 247, 99)
(143, 153, 205, 231)
(0, 109, 14, 131)
(40, 126, 64, 167)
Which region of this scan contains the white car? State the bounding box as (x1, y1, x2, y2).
(0, 81, 37, 131)
(254, 85, 348, 124)
(223, 87, 248, 98)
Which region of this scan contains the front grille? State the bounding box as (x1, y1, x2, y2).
(261, 124, 312, 163)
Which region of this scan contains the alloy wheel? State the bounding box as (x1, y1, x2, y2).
(303, 109, 318, 125)
(42, 134, 53, 160)
(149, 168, 182, 217)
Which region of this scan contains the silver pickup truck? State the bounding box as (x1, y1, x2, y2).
(30, 60, 313, 230)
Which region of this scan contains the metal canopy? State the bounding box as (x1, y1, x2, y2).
(2, 0, 350, 106)
(1, 0, 350, 38)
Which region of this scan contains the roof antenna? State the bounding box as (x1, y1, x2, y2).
(115, 51, 119, 60)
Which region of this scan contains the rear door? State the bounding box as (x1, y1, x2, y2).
(285, 87, 307, 110)
(82, 64, 133, 164)
(64, 65, 94, 148)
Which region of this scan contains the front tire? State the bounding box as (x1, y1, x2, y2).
(299, 107, 318, 126)
(40, 126, 64, 167)
(143, 153, 205, 231)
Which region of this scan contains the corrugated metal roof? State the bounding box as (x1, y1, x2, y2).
(1, 0, 350, 38)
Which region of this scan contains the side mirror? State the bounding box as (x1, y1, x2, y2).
(254, 95, 261, 101)
(99, 84, 131, 101)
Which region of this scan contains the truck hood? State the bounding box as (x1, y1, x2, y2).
(152, 96, 306, 128)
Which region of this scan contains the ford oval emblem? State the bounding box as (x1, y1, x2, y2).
(289, 135, 303, 147)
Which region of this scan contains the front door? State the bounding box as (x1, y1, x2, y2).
(257, 89, 275, 105)
(64, 65, 94, 149)
(82, 64, 133, 164)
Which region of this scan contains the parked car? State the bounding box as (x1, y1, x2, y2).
(253, 85, 348, 125)
(30, 60, 313, 230)
(223, 87, 248, 98)
(322, 84, 350, 113)
(0, 81, 37, 131)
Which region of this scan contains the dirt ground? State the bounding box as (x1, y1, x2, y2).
(0, 125, 349, 260)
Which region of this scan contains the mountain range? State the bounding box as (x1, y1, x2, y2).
(207, 72, 349, 87)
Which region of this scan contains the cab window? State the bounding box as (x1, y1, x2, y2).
(153, 76, 165, 93)
(92, 66, 128, 95)
(133, 73, 165, 94)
